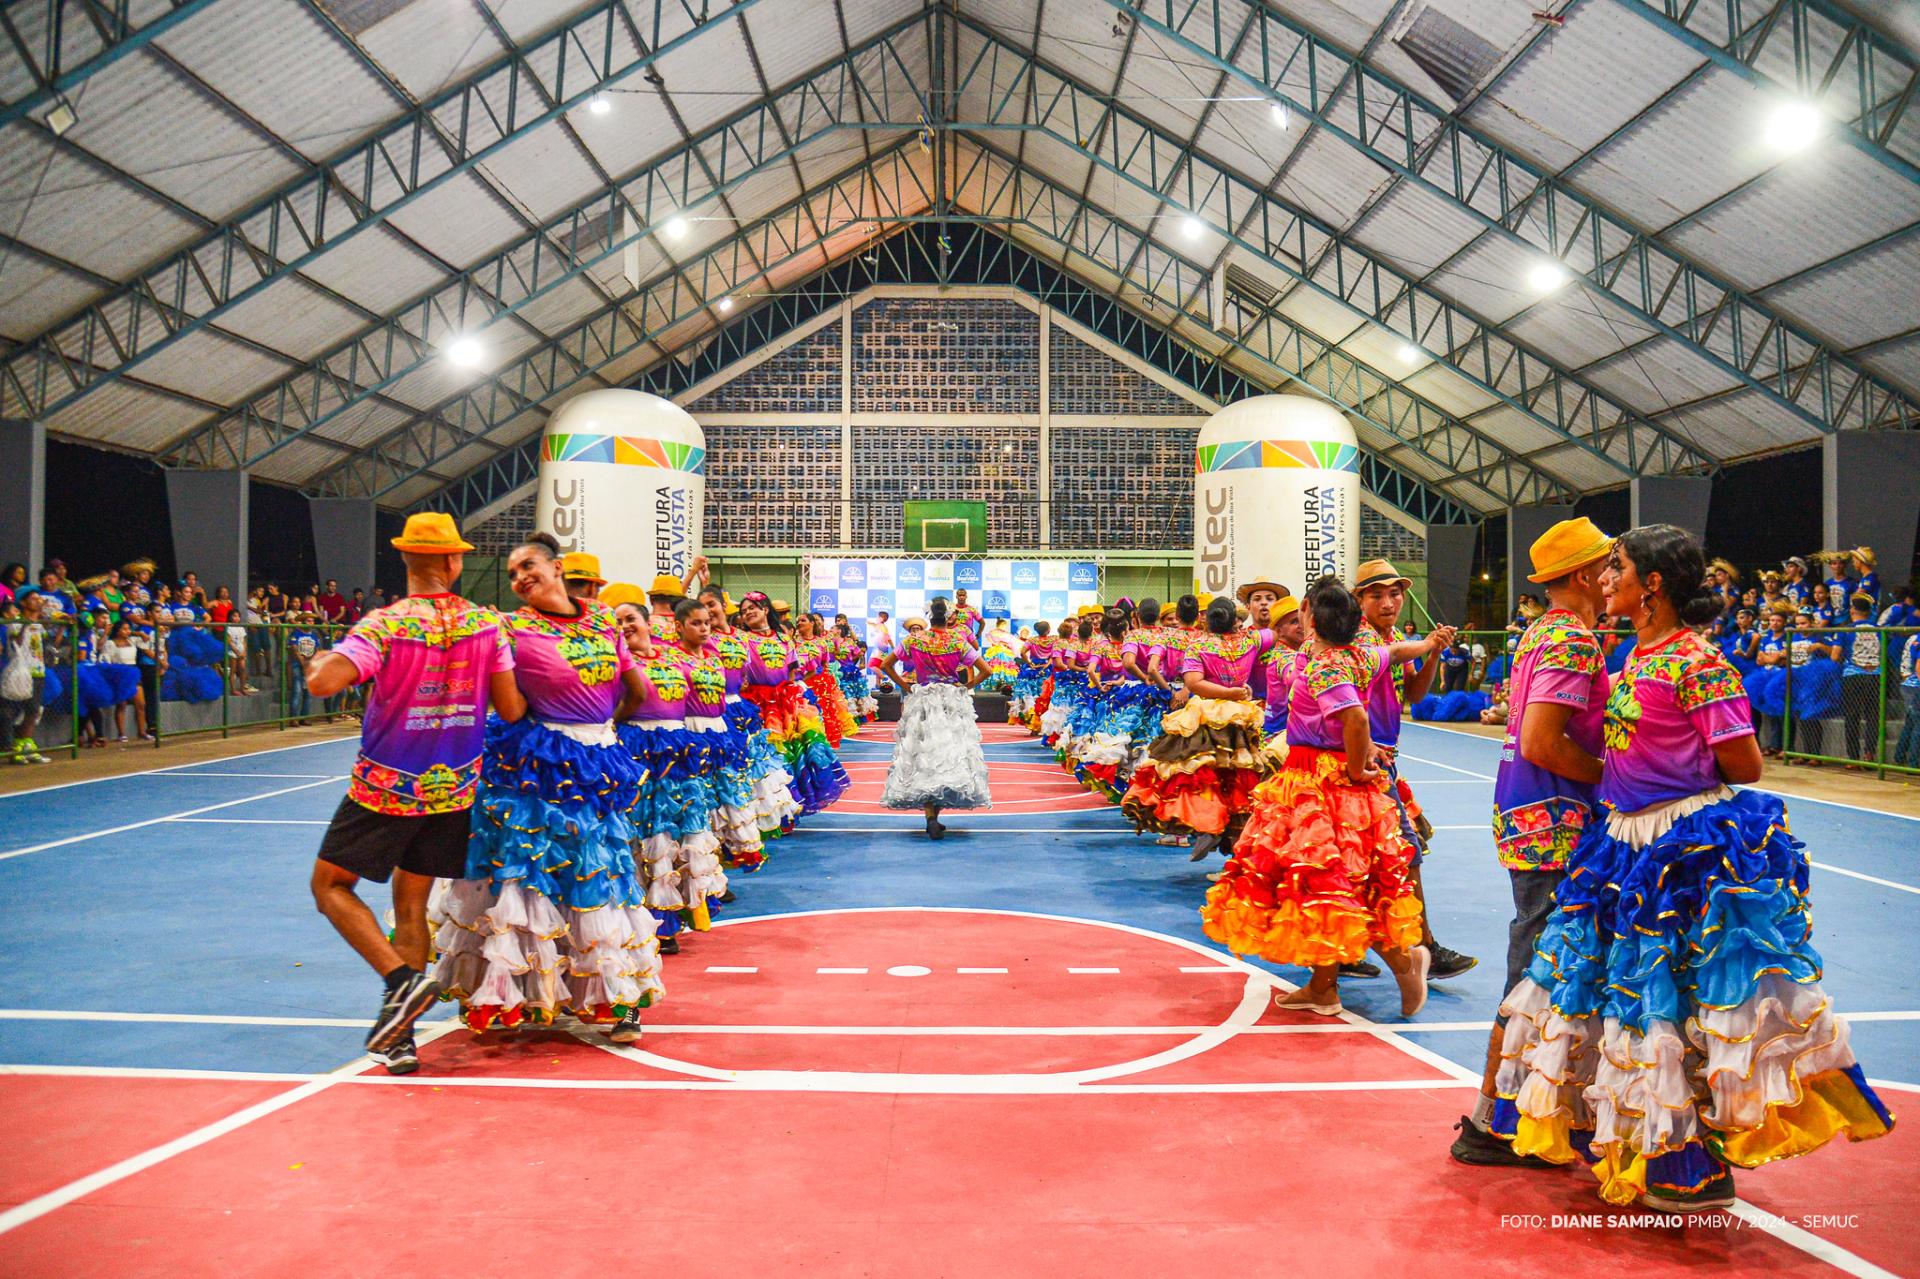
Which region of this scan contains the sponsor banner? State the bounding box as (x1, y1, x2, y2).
(1039, 560, 1069, 589)
(866, 559, 896, 589)
(867, 589, 895, 618)
(896, 560, 925, 589)
(1068, 561, 1099, 592)
(982, 589, 1010, 618)
(1010, 560, 1041, 590)
(838, 560, 867, 589)
(836, 589, 866, 620)
(1040, 590, 1069, 619)
(982, 561, 1012, 590)
(923, 560, 954, 591)
(1010, 588, 1042, 619)
(801, 559, 1103, 648)
(809, 588, 838, 616)
(809, 559, 840, 589)
(954, 560, 984, 590)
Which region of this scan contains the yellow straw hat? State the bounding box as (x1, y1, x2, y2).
(390, 512, 473, 553)
(1526, 517, 1613, 584)
(647, 573, 686, 599)
(1270, 594, 1301, 620)
(562, 552, 606, 585)
(1352, 559, 1412, 591)
(771, 598, 791, 614)
(599, 582, 645, 608)
(1854, 546, 1877, 567)
(1159, 603, 1179, 621)
(903, 616, 927, 630)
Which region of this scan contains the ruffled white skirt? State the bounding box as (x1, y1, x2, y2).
(881, 682, 992, 810)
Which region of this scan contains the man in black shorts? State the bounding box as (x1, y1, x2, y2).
(306, 513, 524, 1073)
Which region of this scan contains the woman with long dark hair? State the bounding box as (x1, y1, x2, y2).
(880, 595, 991, 839)
(793, 612, 857, 747)
(1494, 525, 1893, 1212)
(1204, 577, 1438, 1014)
(697, 582, 801, 859)
(737, 591, 848, 815)
(434, 533, 660, 1041)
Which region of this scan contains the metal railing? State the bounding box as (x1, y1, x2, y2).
(1777, 626, 1919, 778)
(1, 616, 367, 764)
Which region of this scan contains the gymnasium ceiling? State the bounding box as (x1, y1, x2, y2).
(2, 0, 1917, 520)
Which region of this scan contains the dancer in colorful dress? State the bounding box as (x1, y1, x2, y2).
(1201, 577, 1437, 1018)
(738, 592, 848, 816)
(831, 620, 879, 723)
(949, 589, 984, 642)
(980, 619, 1020, 693)
(1257, 594, 1305, 743)
(1493, 524, 1894, 1211)
(695, 581, 801, 853)
(1449, 518, 1611, 1168)
(435, 532, 661, 1044)
(605, 594, 697, 954)
(307, 514, 523, 1072)
(1073, 606, 1149, 800)
(793, 613, 857, 747)
(880, 596, 991, 839)
(1353, 559, 1475, 981)
(1038, 611, 1090, 753)
(1009, 621, 1055, 729)
(1121, 596, 1274, 857)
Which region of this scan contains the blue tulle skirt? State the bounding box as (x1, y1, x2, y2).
(1744, 666, 1787, 718)
(76, 664, 140, 715)
(615, 721, 722, 840)
(466, 716, 644, 909)
(168, 627, 226, 666)
(1411, 690, 1491, 721)
(161, 665, 223, 703)
(1493, 788, 1894, 1201)
(1784, 657, 1842, 719)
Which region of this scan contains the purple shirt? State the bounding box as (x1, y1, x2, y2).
(504, 603, 633, 725)
(1120, 628, 1160, 678)
(742, 630, 792, 687)
(333, 595, 512, 816)
(1287, 645, 1382, 751)
(1180, 629, 1274, 688)
(1085, 637, 1126, 680)
(1601, 630, 1754, 813)
(1492, 609, 1608, 871)
(626, 651, 690, 721)
(1362, 623, 1413, 747)
(709, 628, 750, 697)
(680, 646, 727, 716)
(901, 627, 979, 684)
(1265, 645, 1305, 715)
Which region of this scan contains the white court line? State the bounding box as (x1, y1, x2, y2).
(171, 818, 330, 826)
(0, 1020, 459, 1237)
(1810, 861, 1920, 896)
(0, 1009, 459, 1029)
(1391, 753, 1495, 781)
(0, 776, 345, 862)
(151, 771, 337, 779)
(816, 967, 869, 975)
(0, 734, 353, 801)
(1067, 967, 1120, 974)
(705, 966, 758, 974)
(956, 968, 1007, 974)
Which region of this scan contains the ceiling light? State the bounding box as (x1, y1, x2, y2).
(717, 296, 733, 312)
(1270, 102, 1288, 130)
(1181, 216, 1204, 240)
(587, 94, 611, 116)
(1527, 260, 1568, 292)
(664, 216, 688, 240)
(446, 336, 484, 368)
(46, 98, 77, 136)
(1764, 100, 1822, 153)
(1397, 342, 1421, 365)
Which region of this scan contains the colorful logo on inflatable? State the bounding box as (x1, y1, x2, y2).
(541, 432, 707, 475)
(1193, 439, 1360, 474)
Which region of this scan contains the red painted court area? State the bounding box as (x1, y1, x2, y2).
(4, 908, 1912, 1277)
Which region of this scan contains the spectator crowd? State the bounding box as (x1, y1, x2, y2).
(0, 557, 383, 763)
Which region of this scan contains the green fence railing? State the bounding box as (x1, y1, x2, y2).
(1778, 626, 1919, 778)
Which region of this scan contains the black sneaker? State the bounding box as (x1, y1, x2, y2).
(366, 971, 440, 1052)
(1448, 1115, 1558, 1169)
(370, 1034, 420, 1076)
(608, 1009, 644, 1045)
(926, 816, 946, 841)
(1428, 945, 1478, 980)
(718, 889, 737, 904)
(659, 935, 681, 955)
(1643, 1167, 1736, 1213)
(1339, 960, 1383, 979)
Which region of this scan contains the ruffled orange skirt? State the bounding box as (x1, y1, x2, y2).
(1202, 744, 1422, 966)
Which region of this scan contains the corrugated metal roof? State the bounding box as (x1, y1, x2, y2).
(1573, 65, 1769, 230)
(1862, 333, 1920, 398)
(131, 329, 294, 405)
(1, 133, 204, 278)
(1761, 225, 1920, 349)
(216, 276, 373, 363)
(652, 30, 764, 139)
(44, 380, 214, 452)
(0, 256, 99, 343)
(354, 0, 506, 99)
(1348, 180, 1486, 280)
(383, 171, 531, 267)
(1265, 129, 1391, 229)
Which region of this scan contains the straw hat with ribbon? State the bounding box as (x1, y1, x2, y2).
(1525, 517, 1614, 584)
(390, 512, 474, 554)
(561, 552, 606, 586)
(647, 573, 685, 599)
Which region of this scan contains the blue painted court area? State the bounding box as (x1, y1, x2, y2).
(1, 723, 1915, 1085)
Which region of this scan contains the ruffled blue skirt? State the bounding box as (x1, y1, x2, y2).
(161, 665, 223, 703)
(467, 716, 645, 911)
(1785, 658, 1841, 719)
(168, 628, 226, 666)
(1744, 666, 1787, 718)
(616, 721, 723, 840)
(77, 664, 140, 715)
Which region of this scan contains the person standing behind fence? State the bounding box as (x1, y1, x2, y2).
(1839, 592, 1883, 768)
(1896, 629, 1920, 770)
(1786, 607, 1839, 763)
(305, 513, 525, 1074)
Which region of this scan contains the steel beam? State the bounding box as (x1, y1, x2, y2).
(1613, 0, 1920, 189)
(160, 15, 926, 473)
(1, 0, 768, 424)
(1094, 0, 1920, 438)
(0, 0, 221, 130)
(949, 24, 1720, 479)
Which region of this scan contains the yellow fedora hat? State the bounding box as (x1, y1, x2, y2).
(390, 511, 473, 553)
(599, 582, 645, 608)
(1527, 516, 1614, 583)
(646, 573, 686, 599)
(1270, 593, 1302, 620)
(561, 552, 606, 585)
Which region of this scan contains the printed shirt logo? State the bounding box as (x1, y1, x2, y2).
(642, 657, 690, 701)
(912, 628, 971, 656)
(1305, 645, 1372, 698)
(1193, 438, 1362, 474)
(541, 431, 707, 475)
(711, 631, 749, 671)
(511, 603, 622, 686)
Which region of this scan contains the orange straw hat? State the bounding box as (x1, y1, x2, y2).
(561, 552, 606, 586)
(647, 573, 686, 599)
(599, 582, 645, 608)
(1526, 517, 1614, 583)
(390, 512, 473, 553)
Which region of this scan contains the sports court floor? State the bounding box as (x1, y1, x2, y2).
(1, 723, 1914, 1276)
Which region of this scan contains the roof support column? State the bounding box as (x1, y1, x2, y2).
(1630, 476, 1711, 541)
(1423, 523, 1475, 630)
(1506, 504, 1568, 616)
(0, 420, 45, 576)
(165, 470, 249, 607)
(308, 499, 379, 599)
(1823, 434, 1920, 592)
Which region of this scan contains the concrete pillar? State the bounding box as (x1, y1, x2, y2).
(165, 470, 248, 601)
(1423, 523, 1476, 628)
(1631, 475, 1711, 538)
(1506, 504, 1566, 613)
(0, 420, 45, 574)
(1824, 433, 1920, 582)
(308, 498, 378, 595)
